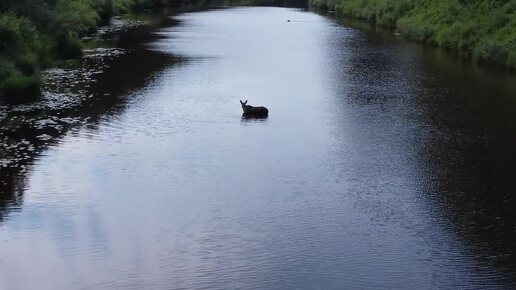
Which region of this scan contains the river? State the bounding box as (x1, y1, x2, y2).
(1, 6, 516, 290)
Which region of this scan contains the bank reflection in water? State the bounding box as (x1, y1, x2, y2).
(0, 168, 25, 223)
(416, 45, 516, 280)
(325, 16, 516, 285)
(0, 17, 177, 225)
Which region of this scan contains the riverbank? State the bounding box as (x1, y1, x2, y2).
(310, 0, 516, 70)
(0, 0, 288, 104)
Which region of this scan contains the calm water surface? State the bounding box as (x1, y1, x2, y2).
(1, 7, 516, 289)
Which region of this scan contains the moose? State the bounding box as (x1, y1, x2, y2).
(240, 100, 269, 118)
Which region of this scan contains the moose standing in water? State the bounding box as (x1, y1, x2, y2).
(240, 100, 269, 118)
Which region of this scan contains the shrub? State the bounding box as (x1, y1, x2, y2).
(93, 0, 115, 24)
(0, 12, 41, 56)
(0, 59, 18, 83)
(56, 33, 83, 59)
(397, 16, 435, 42)
(51, 0, 100, 34)
(473, 41, 509, 66)
(507, 50, 516, 69)
(16, 53, 39, 75)
(376, 0, 414, 27)
(435, 21, 480, 52)
(0, 75, 41, 104)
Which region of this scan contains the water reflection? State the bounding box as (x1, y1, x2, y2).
(1, 6, 516, 290)
(0, 168, 25, 223)
(416, 45, 516, 281)
(241, 115, 269, 121)
(0, 15, 176, 223)
(327, 15, 516, 286)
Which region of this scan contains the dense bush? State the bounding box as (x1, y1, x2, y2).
(310, 0, 516, 69)
(0, 12, 45, 71)
(0, 59, 18, 82)
(0, 75, 41, 104)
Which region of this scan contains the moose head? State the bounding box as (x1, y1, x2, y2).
(240, 100, 248, 111)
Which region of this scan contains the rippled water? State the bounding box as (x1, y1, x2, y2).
(1, 7, 516, 289)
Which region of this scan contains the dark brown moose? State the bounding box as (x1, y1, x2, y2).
(240, 100, 269, 118)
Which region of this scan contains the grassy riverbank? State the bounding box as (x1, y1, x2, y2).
(310, 0, 516, 70)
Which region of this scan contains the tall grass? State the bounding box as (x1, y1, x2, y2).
(310, 0, 516, 69)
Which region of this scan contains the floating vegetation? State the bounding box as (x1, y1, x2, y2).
(83, 47, 127, 59)
(83, 16, 148, 40)
(36, 134, 52, 141)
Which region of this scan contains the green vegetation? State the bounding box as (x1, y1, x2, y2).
(0, 0, 176, 103)
(0, 75, 41, 104)
(310, 0, 516, 69)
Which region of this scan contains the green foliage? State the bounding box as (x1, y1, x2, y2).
(56, 33, 84, 59)
(474, 41, 508, 65)
(0, 59, 18, 83)
(311, 0, 516, 69)
(0, 12, 41, 59)
(93, 0, 116, 24)
(0, 12, 50, 85)
(53, 0, 100, 34)
(0, 75, 41, 104)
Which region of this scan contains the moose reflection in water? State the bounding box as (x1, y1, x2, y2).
(240, 100, 269, 118)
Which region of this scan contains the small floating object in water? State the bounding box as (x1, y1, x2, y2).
(394, 32, 402, 36)
(287, 19, 291, 22)
(240, 100, 268, 118)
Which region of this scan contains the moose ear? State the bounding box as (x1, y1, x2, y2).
(244, 100, 248, 104)
(240, 100, 243, 104)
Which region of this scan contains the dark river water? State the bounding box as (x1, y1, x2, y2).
(1, 7, 516, 289)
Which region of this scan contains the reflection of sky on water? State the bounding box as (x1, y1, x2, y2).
(1, 6, 516, 290)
